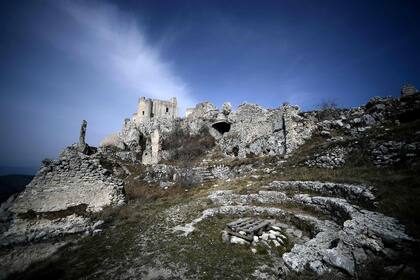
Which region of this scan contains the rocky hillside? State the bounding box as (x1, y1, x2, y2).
(0, 87, 419, 280)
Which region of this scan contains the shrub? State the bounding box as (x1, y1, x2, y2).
(316, 99, 341, 121)
(318, 99, 338, 110)
(162, 125, 215, 164)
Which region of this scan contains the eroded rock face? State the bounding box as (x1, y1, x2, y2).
(1, 144, 125, 246)
(221, 102, 232, 115)
(103, 99, 317, 163)
(204, 102, 316, 158)
(1, 215, 92, 246)
(10, 145, 124, 214)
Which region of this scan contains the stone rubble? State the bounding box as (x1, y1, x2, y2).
(175, 180, 414, 277)
(221, 220, 289, 251)
(304, 146, 349, 169)
(267, 181, 375, 205)
(141, 162, 254, 188)
(369, 140, 420, 167)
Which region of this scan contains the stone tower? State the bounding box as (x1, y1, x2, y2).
(137, 97, 153, 121)
(133, 96, 179, 123)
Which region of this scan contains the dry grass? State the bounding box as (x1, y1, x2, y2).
(12, 107, 420, 280)
(161, 125, 216, 166)
(123, 179, 191, 201)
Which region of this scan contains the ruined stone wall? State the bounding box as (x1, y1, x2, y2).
(1, 144, 125, 245)
(282, 105, 317, 153)
(10, 145, 125, 214)
(136, 97, 153, 122)
(134, 97, 178, 124)
(152, 97, 178, 119)
(105, 97, 317, 164)
(142, 129, 161, 165)
(184, 101, 316, 158)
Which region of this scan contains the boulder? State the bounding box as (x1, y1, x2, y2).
(230, 236, 250, 245)
(221, 102, 232, 115)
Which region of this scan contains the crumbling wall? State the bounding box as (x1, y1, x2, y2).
(133, 96, 178, 124)
(142, 129, 160, 165)
(10, 145, 125, 214)
(216, 103, 315, 158)
(1, 144, 125, 245)
(104, 98, 317, 164)
(283, 105, 317, 153)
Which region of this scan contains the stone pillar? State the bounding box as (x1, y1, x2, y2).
(141, 129, 160, 165)
(150, 129, 160, 164)
(79, 120, 87, 149)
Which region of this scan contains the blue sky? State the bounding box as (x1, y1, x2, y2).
(0, 0, 419, 171)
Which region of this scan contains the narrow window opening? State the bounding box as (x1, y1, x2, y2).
(142, 111, 145, 115)
(166, 107, 169, 113)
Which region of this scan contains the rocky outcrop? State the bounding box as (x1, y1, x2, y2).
(1, 144, 125, 246)
(304, 146, 349, 169)
(267, 181, 375, 205)
(369, 140, 419, 167)
(10, 145, 124, 214)
(286, 194, 413, 275)
(103, 99, 317, 164)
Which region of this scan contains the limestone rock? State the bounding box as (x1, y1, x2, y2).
(230, 236, 250, 245)
(2, 144, 125, 245)
(221, 102, 232, 115)
(108, 97, 318, 163)
(1, 215, 91, 246)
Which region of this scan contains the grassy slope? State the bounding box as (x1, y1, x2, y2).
(9, 117, 420, 280)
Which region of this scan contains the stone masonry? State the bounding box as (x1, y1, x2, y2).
(102, 98, 317, 165)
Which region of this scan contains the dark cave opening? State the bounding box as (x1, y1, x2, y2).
(212, 122, 231, 135)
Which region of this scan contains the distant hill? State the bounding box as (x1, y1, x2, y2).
(0, 175, 34, 203)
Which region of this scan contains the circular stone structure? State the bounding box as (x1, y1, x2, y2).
(173, 181, 414, 277)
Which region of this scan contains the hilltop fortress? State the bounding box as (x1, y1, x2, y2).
(1, 87, 419, 278)
(104, 97, 316, 165)
(132, 97, 179, 124)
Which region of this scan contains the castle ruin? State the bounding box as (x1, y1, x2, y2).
(133, 96, 178, 123)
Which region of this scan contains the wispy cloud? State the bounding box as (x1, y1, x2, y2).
(51, 0, 196, 112)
